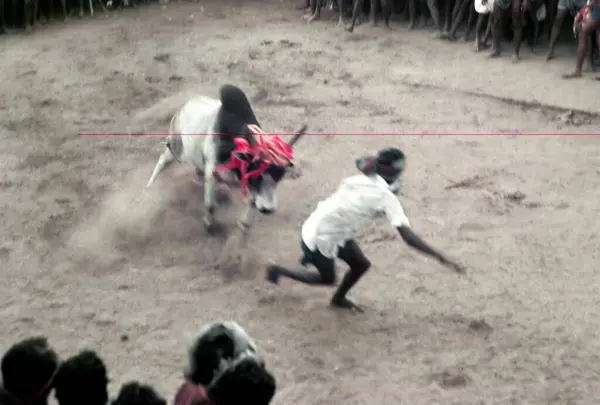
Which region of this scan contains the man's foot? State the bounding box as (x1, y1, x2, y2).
(562, 71, 582, 79)
(266, 264, 280, 285)
(330, 295, 364, 312)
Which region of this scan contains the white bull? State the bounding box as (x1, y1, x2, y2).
(145, 84, 306, 233)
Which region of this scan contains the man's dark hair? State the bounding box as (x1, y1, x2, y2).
(53, 350, 109, 405)
(376, 148, 405, 167)
(1, 337, 59, 404)
(207, 358, 276, 405)
(111, 382, 166, 405)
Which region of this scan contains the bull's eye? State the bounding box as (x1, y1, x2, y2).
(268, 166, 286, 183)
(248, 176, 263, 190)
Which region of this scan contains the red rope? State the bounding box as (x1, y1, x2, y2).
(215, 127, 294, 202)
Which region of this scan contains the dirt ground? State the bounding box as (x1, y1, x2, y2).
(1, 1, 600, 404)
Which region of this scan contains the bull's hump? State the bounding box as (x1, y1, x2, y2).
(218, 84, 260, 127)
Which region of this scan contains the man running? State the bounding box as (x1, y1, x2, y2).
(266, 147, 465, 312)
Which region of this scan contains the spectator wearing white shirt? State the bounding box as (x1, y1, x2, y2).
(266, 148, 465, 312)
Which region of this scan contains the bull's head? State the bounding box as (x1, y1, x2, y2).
(235, 126, 306, 215)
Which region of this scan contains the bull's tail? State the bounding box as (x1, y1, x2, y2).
(146, 143, 175, 188)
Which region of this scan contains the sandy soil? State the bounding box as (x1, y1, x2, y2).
(1, 1, 600, 404)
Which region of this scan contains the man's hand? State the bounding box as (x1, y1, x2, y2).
(439, 256, 466, 275)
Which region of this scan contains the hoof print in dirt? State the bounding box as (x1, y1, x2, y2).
(504, 190, 526, 203)
(279, 39, 300, 48)
(468, 318, 493, 333)
(153, 53, 171, 63)
(411, 286, 428, 295)
(431, 370, 469, 389)
(445, 174, 491, 190)
(0, 246, 12, 259)
(257, 292, 277, 305)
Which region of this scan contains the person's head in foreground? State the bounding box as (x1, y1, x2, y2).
(174, 357, 276, 405)
(53, 350, 109, 405)
(184, 321, 260, 386)
(356, 147, 406, 194)
(111, 382, 166, 405)
(1, 337, 59, 405)
(1, 336, 58, 404)
(207, 357, 276, 405)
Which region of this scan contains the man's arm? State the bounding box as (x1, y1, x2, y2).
(383, 194, 465, 274)
(396, 225, 446, 262)
(397, 225, 464, 273)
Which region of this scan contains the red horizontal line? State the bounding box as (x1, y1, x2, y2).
(77, 133, 600, 137)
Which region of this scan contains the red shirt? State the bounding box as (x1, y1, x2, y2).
(173, 382, 213, 405)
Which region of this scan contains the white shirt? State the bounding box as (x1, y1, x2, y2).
(301, 174, 411, 258)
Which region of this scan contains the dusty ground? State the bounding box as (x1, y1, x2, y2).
(1, 1, 600, 404)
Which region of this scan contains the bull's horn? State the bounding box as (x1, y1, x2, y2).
(288, 125, 308, 147)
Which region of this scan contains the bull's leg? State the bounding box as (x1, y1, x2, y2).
(146, 148, 175, 188)
(345, 0, 364, 31)
(79, 0, 84, 17)
(203, 162, 218, 231)
(236, 204, 256, 234)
